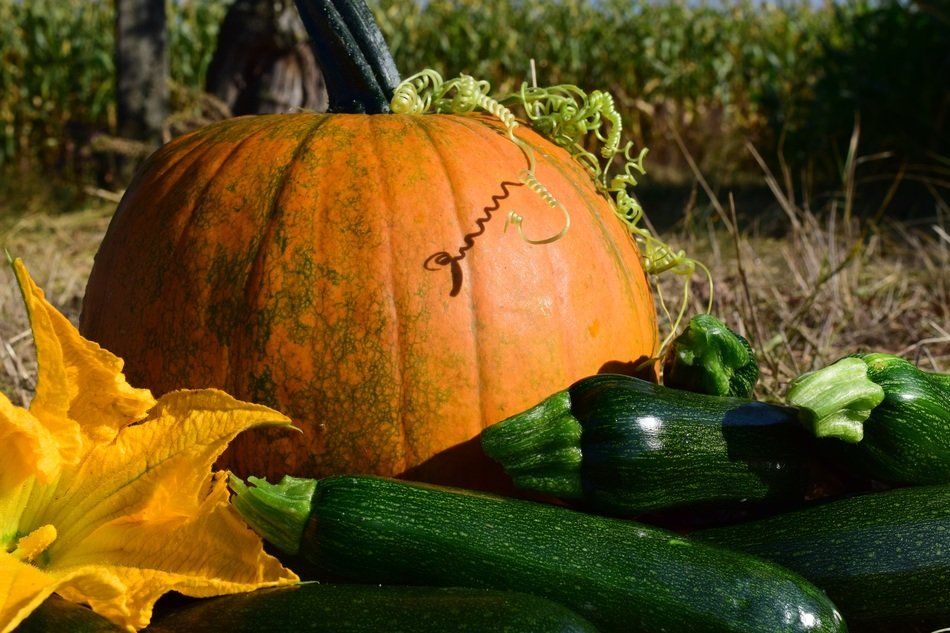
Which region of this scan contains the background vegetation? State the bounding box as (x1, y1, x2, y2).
(0, 0, 947, 403)
(2, 0, 947, 197)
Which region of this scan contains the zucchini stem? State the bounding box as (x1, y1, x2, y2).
(480, 390, 584, 498)
(229, 474, 317, 555)
(786, 357, 885, 443)
(662, 314, 759, 398)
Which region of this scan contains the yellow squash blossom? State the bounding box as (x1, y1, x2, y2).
(0, 258, 298, 632)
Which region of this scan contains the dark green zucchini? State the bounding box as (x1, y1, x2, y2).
(695, 483, 950, 632)
(787, 353, 950, 484)
(231, 474, 846, 633)
(15, 595, 124, 633)
(146, 583, 598, 633)
(480, 373, 827, 515)
(662, 314, 760, 398)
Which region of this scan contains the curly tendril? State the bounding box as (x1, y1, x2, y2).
(392, 70, 569, 244)
(392, 70, 711, 353)
(390, 69, 442, 114)
(504, 81, 712, 352)
(506, 170, 571, 244)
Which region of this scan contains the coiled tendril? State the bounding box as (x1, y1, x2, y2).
(392, 70, 569, 244)
(392, 70, 711, 352)
(506, 81, 712, 350)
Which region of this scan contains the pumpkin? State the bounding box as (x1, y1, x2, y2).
(79, 0, 659, 490)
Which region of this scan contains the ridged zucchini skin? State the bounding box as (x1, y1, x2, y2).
(296, 475, 845, 633)
(695, 484, 950, 632)
(482, 374, 825, 515)
(147, 583, 598, 633)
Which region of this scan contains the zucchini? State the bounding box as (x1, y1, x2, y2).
(16, 595, 124, 633)
(231, 474, 846, 633)
(147, 583, 598, 633)
(695, 483, 950, 632)
(662, 314, 759, 398)
(787, 353, 950, 483)
(480, 373, 827, 515)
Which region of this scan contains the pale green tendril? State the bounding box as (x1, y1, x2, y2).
(508, 81, 712, 353)
(392, 70, 569, 244)
(391, 70, 711, 353)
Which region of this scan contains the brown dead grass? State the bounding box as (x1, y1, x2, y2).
(652, 134, 949, 399)
(653, 204, 949, 401)
(0, 203, 114, 405)
(0, 172, 947, 408)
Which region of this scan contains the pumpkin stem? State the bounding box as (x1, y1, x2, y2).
(294, 0, 401, 114)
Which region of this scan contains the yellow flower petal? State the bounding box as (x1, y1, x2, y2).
(11, 260, 81, 464)
(0, 553, 67, 633)
(12, 259, 156, 449)
(0, 553, 124, 633)
(2, 260, 299, 631)
(6, 389, 297, 629)
(0, 393, 60, 490)
(54, 472, 297, 631)
(38, 389, 294, 550)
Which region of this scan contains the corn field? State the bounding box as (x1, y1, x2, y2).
(1, 0, 947, 198)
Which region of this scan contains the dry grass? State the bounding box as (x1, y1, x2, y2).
(654, 203, 949, 401)
(0, 173, 947, 408)
(652, 136, 949, 400)
(0, 203, 114, 405)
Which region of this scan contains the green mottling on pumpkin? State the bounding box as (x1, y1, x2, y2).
(204, 246, 258, 347)
(330, 204, 377, 244)
(272, 215, 290, 254)
(249, 367, 279, 410)
(313, 262, 343, 286)
(207, 298, 245, 348)
(280, 249, 319, 347)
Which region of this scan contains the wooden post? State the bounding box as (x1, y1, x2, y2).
(206, 0, 327, 115)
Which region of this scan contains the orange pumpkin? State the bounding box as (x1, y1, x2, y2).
(79, 0, 659, 490)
